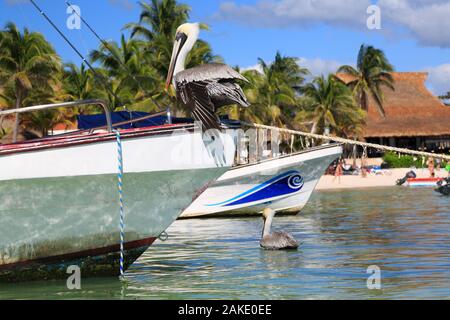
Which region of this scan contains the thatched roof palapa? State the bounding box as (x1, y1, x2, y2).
(335, 72, 450, 138)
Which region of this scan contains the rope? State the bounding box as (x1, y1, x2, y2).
(243, 122, 450, 161)
(114, 129, 125, 279)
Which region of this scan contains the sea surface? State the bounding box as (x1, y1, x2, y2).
(1, 187, 449, 299)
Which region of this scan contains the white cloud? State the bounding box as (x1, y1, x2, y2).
(218, 0, 370, 29)
(108, 0, 134, 10)
(241, 64, 263, 73)
(241, 57, 348, 79)
(217, 0, 450, 48)
(299, 57, 346, 78)
(378, 0, 450, 47)
(424, 64, 450, 96)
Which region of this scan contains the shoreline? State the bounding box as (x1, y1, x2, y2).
(316, 168, 448, 191)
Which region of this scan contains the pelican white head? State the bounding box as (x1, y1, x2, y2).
(166, 22, 200, 90)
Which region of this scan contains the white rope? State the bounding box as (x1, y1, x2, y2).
(243, 122, 450, 161)
(114, 130, 125, 279)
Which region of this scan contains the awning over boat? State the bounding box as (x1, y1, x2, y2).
(77, 112, 242, 130)
(77, 111, 192, 130)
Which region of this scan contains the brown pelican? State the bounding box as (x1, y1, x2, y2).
(165, 23, 250, 130)
(260, 208, 299, 250)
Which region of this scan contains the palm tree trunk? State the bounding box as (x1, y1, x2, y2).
(12, 94, 21, 143)
(310, 122, 317, 147)
(361, 91, 368, 111)
(310, 121, 318, 134)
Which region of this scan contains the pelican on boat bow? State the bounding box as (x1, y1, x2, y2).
(166, 23, 250, 131)
(0, 100, 235, 282)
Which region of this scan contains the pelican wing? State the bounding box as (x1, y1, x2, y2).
(207, 81, 250, 108)
(175, 63, 248, 84)
(180, 81, 221, 131)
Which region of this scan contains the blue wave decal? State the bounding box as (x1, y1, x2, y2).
(207, 170, 304, 207)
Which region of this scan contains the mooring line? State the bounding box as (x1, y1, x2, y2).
(29, 0, 129, 112)
(244, 122, 450, 161)
(114, 130, 125, 279)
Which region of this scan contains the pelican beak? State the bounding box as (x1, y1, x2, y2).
(166, 32, 188, 91)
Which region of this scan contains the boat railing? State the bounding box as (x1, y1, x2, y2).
(48, 108, 174, 139)
(0, 100, 113, 132)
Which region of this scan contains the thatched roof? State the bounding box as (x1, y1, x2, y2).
(335, 72, 450, 138)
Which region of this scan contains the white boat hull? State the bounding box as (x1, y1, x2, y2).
(0, 126, 234, 281)
(181, 144, 342, 218)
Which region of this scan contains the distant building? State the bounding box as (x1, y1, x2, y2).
(336, 72, 450, 153)
(49, 122, 78, 136)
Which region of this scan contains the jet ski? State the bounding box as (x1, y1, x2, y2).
(435, 177, 450, 196)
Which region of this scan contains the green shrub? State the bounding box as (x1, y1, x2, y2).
(382, 152, 425, 168)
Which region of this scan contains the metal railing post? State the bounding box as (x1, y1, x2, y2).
(0, 99, 113, 132)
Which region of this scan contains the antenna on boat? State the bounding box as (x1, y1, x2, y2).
(29, 0, 129, 114)
(64, 1, 164, 112)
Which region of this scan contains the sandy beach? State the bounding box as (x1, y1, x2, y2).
(316, 168, 448, 190)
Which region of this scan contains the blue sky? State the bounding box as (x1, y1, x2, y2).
(1, 0, 450, 95)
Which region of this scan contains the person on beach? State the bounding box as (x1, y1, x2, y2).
(333, 159, 343, 184)
(436, 158, 441, 172)
(361, 157, 368, 178)
(427, 157, 435, 178)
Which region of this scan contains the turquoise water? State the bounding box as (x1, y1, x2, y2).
(1, 187, 449, 299)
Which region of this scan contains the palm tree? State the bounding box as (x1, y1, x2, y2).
(0, 22, 61, 142)
(266, 51, 309, 94)
(89, 35, 151, 80)
(126, 0, 189, 42)
(63, 63, 97, 101)
(337, 44, 394, 117)
(125, 0, 189, 79)
(223, 52, 308, 127)
(89, 35, 161, 113)
(223, 69, 269, 124)
(60, 62, 110, 122)
(300, 74, 365, 137)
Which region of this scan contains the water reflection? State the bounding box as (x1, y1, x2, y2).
(0, 187, 449, 299)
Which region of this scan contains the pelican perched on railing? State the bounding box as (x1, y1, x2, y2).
(165, 23, 250, 130)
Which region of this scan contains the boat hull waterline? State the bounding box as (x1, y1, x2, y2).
(181, 144, 343, 218)
(0, 125, 234, 282)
